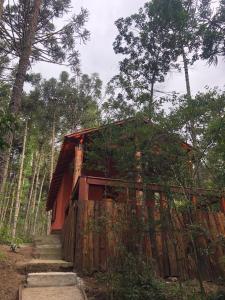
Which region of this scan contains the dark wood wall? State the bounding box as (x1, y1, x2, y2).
(62, 194, 225, 280)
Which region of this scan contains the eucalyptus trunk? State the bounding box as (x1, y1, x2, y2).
(0, 0, 42, 192)
(24, 152, 38, 233)
(47, 116, 56, 234)
(0, 141, 12, 218)
(0, 0, 3, 20)
(12, 122, 28, 238)
(33, 172, 46, 235)
(182, 48, 191, 98)
(30, 153, 42, 216)
(8, 186, 16, 226)
(0, 177, 15, 225)
(182, 48, 199, 185)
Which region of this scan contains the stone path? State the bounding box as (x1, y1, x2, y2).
(19, 235, 86, 300)
(22, 286, 84, 300)
(21, 272, 85, 300)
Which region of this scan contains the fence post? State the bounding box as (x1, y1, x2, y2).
(220, 196, 225, 213)
(78, 177, 89, 201)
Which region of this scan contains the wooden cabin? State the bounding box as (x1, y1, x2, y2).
(47, 119, 191, 232)
(47, 119, 225, 280)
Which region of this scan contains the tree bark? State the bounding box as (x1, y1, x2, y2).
(0, 0, 4, 20)
(12, 121, 28, 239)
(30, 154, 41, 215)
(0, 140, 12, 218)
(24, 152, 38, 233)
(182, 48, 191, 98)
(182, 48, 197, 146)
(0, 0, 42, 192)
(47, 116, 56, 234)
(8, 186, 16, 226)
(33, 172, 46, 235)
(0, 176, 15, 225)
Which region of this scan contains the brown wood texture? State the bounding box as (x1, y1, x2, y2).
(62, 179, 225, 280)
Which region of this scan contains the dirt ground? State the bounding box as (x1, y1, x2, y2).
(0, 244, 33, 300)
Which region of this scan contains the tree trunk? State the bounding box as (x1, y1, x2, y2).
(30, 153, 42, 217)
(182, 48, 191, 98)
(33, 172, 46, 235)
(182, 48, 196, 147)
(47, 116, 56, 235)
(24, 152, 38, 233)
(0, 0, 4, 20)
(0, 0, 42, 191)
(8, 186, 16, 226)
(12, 121, 28, 239)
(0, 176, 15, 225)
(0, 140, 12, 218)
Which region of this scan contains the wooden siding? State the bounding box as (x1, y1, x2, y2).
(62, 178, 225, 280)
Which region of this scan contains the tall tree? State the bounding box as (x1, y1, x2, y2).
(0, 0, 89, 190)
(200, 0, 225, 64)
(148, 0, 203, 98)
(0, 0, 3, 20)
(113, 2, 179, 113)
(12, 121, 28, 238)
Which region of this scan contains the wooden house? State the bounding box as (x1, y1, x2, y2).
(46, 119, 225, 280)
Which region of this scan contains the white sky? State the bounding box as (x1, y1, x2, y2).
(33, 0, 225, 96)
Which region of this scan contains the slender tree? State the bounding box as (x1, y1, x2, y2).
(12, 121, 28, 238)
(0, 0, 89, 190)
(33, 171, 46, 235)
(113, 2, 179, 113)
(0, 0, 3, 20)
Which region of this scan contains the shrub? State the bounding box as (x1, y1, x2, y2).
(208, 291, 225, 300)
(99, 251, 166, 300)
(0, 250, 6, 262)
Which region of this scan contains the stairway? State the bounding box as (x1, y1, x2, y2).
(18, 234, 87, 300)
(33, 234, 62, 260)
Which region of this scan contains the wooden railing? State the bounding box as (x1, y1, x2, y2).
(62, 176, 225, 280)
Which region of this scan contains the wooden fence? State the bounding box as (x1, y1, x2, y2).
(62, 177, 225, 280)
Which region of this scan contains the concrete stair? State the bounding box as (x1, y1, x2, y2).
(27, 272, 78, 287)
(21, 272, 86, 300)
(33, 234, 62, 260)
(17, 259, 73, 274)
(34, 234, 61, 246)
(21, 286, 85, 300)
(19, 234, 87, 299)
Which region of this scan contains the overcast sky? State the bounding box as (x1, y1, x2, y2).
(33, 0, 225, 96)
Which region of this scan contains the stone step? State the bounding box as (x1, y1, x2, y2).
(34, 235, 61, 246)
(33, 253, 62, 260)
(34, 245, 62, 259)
(21, 286, 85, 300)
(16, 259, 73, 274)
(35, 245, 62, 254)
(27, 272, 78, 287)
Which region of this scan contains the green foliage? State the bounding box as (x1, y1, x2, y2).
(0, 0, 89, 74)
(208, 291, 225, 300)
(200, 0, 225, 64)
(0, 250, 6, 262)
(0, 226, 25, 246)
(0, 83, 14, 149)
(99, 251, 166, 300)
(0, 226, 11, 245)
(112, 1, 180, 111)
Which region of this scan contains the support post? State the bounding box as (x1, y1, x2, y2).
(73, 140, 84, 188)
